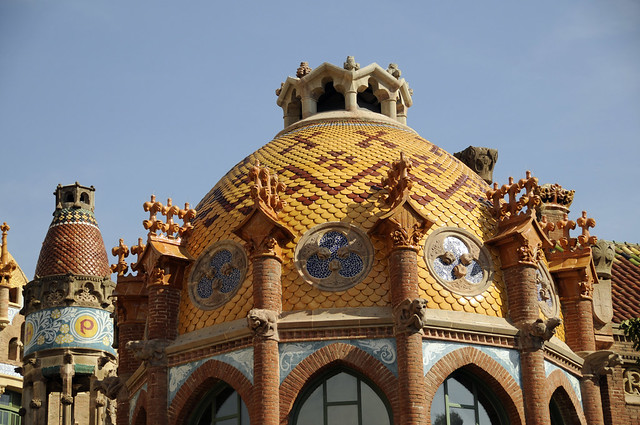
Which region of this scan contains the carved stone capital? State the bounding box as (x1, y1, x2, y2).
(518, 317, 561, 351)
(580, 350, 623, 380)
(60, 394, 74, 405)
(247, 309, 278, 340)
(30, 399, 42, 409)
(125, 339, 167, 367)
(394, 298, 428, 335)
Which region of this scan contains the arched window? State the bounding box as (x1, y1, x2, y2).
(431, 370, 507, 425)
(189, 383, 249, 425)
(291, 369, 392, 425)
(549, 387, 580, 425)
(317, 82, 345, 112)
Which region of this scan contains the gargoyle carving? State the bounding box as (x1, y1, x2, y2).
(95, 376, 123, 400)
(519, 317, 561, 350)
(395, 298, 428, 334)
(125, 339, 167, 366)
(581, 350, 622, 379)
(453, 146, 498, 185)
(247, 309, 278, 339)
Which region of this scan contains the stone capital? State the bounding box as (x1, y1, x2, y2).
(548, 248, 598, 300)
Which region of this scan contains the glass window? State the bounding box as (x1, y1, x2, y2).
(189, 383, 249, 425)
(0, 390, 22, 425)
(431, 371, 507, 425)
(292, 370, 392, 425)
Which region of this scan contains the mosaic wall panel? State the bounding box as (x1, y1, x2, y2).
(167, 347, 253, 405)
(279, 338, 397, 383)
(24, 307, 115, 356)
(0, 362, 21, 378)
(422, 341, 521, 388)
(129, 383, 147, 425)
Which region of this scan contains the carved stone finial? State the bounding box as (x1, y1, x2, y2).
(381, 152, 413, 208)
(247, 309, 278, 340)
(536, 183, 575, 207)
(296, 62, 312, 78)
(592, 240, 615, 280)
(519, 317, 561, 350)
(395, 298, 428, 334)
(161, 198, 181, 238)
(110, 239, 129, 276)
(130, 238, 146, 271)
(343, 56, 360, 71)
(386, 63, 401, 78)
(248, 160, 287, 216)
(275, 82, 284, 96)
(143, 195, 164, 236)
(178, 202, 197, 239)
(453, 146, 498, 184)
(576, 211, 597, 247)
(0, 222, 17, 282)
(486, 171, 539, 222)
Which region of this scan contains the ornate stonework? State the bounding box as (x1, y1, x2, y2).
(535, 264, 559, 318)
(126, 339, 167, 367)
(394, 298, 427, 334)
(592, 239, 615, 280)
(624, 367, 640, 396)
(536, 183, 575, 207)
(453, 146, 498, 184)
(519, 317, 561, 351)
(247, 309, 278, 340)
(424, 227, 494, 296)
(188, 240, 248, 310)
(294, 222, 373, 292)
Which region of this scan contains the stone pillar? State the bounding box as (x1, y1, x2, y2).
(0, 285, 9, 329)
(301, 95, 316, 119)
(381, 98, 397, 120)
(61, 353, 75, 425)
(389, 247, 427, 425)
(32, 374, 48, 425)
(345, 90, 358, 111)
(248, 246, 282, 425)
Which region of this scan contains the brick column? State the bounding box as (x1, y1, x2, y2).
(601, 365, 630, 425)
(389, 247, 427, 425)
(248, 250, 282, 425)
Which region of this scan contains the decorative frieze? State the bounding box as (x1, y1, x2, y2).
(22, 275, 116, 315)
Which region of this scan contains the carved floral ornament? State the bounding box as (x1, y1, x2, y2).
(188, 240, 248, 310)
(535, 263, 560, 318)
(294, 222, 374, 292)
(424, 227, 494, 296)
(624, 367, 640, 397)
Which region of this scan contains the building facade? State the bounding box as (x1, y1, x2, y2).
(14, 58, 640, 424)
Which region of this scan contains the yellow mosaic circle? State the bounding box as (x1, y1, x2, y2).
(74, 315, 98, 339)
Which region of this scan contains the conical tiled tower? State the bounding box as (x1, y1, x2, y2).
(21, 183, 117, 425)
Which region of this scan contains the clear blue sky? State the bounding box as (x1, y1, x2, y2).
(1, 0, 639, 279)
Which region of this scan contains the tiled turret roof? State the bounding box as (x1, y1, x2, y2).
(611, 242, 640, 323)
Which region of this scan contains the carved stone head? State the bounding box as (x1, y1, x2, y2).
(453, 146, 498, 184)
(592, 240, 616, 280)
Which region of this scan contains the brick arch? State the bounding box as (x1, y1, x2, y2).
(168, 359, 254, 425)
(131, 390, 147, 425)
(424, 346, 525, 425)
(279, 342, 399, 425)
(545, 369, 587, 425)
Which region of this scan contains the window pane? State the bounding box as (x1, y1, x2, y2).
(241, 399, 250, 425)
(326, 373, 357, 402)
(327, 404, 358, 425)
(431, 384, 446, 425)
(296, 387, 323, 425)
(215, 419, 236, 425)
(448, 376, 474, 406)
(450, 407, 475, 425)
(215, 389, 238, 418)
(361, 382, 390, 425)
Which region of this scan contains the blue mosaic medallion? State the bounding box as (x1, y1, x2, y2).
(425, 227, 493, 296)
(295, 223, 373, 291)
(188, 241, 248, 310)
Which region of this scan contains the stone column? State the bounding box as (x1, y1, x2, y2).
(345, 89, 358, 111)
(389, 246, 427, 425)
(61, 353, 75, 425)
(248, 244, 282, 425)
(0, 285, 9, 329)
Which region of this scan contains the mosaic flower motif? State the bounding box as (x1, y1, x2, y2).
(51, 309, 61, 319)
(60, 324, 70, 334)
(295, 223, 374, 292)
(102, 336, 111, 346)
(188, 241, 248, 310)
(433, 237, 483, 284)
(37, 335, 45, 345)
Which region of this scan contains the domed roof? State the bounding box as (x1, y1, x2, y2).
(35, 184, 110, 278)
(179, 108, 507, 334)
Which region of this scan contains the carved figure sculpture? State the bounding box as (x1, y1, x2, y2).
(386, 63, 401, 78)
(395, 298, 428, 334)
(247, 308, 278, 339)
(296, 62, 312, 78)
(343, 56, 360, 71)
(126, 340, 167, 366)
(520, 317, 561, 350)
(454, 146, 498, 184)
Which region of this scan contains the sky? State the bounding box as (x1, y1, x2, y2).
(1, 0, 639, 280)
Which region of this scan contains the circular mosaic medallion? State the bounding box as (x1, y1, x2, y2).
(188, 240, 248, 310)
(536, 263, 559, 318)
(294, 222, 374, 292)
(424, 227, 494, 296)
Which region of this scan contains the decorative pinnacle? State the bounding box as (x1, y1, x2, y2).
(486, 171, 540, 221)
(142, 195, 196, 240)
(0, 222, 17, 282)
(386, 63, 401, 78)
(130, 237, 146, 271)
(542, 211, 597, 252)
(296, 62, 312, 78)
(381, 152, 413, 208)
(536, 183, 575, 207)
(110, 239, 129, 276)
(248, 160, 287, 215)
(343, 56, 360, 71)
